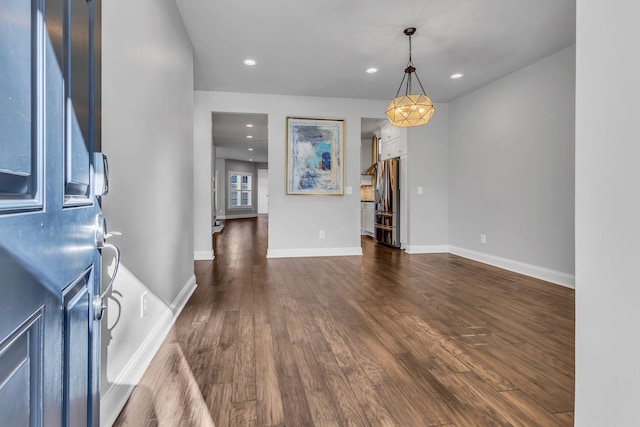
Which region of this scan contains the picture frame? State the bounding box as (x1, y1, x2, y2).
(286, 117, 345, 196)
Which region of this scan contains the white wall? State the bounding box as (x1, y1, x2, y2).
(194, 92, 395, 258)
(100, 0, 195, 424)
(448, 46, 576, 287)
(405, 104, 449, 253)
(575, 1, 640, 425)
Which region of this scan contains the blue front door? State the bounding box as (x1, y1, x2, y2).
(0, 0, 103, 425)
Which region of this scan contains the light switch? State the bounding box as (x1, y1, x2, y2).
(345, 186, 353, 195)
(417, 186, 424, 195)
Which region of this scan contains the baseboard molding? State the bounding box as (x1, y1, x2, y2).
(100, 275, 197, 427)
(194, 250, 214, 261)
(405, 244, 449, 254)
(225, 213, 258, 219)
(169, 275, 197, 313)
(266, 246, 363, 258)
(448, 246, 575, 289)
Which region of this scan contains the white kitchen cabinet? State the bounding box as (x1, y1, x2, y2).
(379, 121, 407, 160)
(364, 202, 375, 235)
(361, 202, 375, 236)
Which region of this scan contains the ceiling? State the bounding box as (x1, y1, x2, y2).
(177, 0, 576, 162)
(212, 112, 268, 163)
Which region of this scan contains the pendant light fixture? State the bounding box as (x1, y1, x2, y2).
(385, 27, 435, 127)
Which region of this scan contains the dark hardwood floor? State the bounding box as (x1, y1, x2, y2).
(114, 216, 574, 426)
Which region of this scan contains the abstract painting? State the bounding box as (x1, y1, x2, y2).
(286, 117, 345, 195)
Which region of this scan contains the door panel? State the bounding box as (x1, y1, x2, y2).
(0, 0, 42, 210)
(0, 0, 104, 425)
(0, 0, 32, 170)
(0, 308, 43, 427)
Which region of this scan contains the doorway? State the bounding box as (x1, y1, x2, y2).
(211, 112, 268, 255)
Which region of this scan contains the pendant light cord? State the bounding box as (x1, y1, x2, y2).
(408, 33, 413, 65)
(407, 34, 413, 94)
(393, 29, 427, 98)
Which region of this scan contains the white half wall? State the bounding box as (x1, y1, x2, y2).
(194, 92, 390, 257)
(575, 1, 640, 425)
(448, 45, 575, 277)
(101, 0, 195, 423)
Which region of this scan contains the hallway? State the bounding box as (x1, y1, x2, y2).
(114, 216, 574, 426)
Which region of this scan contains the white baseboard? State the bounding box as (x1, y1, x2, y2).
(225, 213, 258, 219)
(194, 250, 214, 260)
(266, 246, 363, 258)
(448, 246, 575, 289)
(405, 244, 449, 254)
(100, 275, 197, 427)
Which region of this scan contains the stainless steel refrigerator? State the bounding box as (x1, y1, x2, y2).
(374, 158, 400, 247)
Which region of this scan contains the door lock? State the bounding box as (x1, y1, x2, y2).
(94, 153, 109, 196)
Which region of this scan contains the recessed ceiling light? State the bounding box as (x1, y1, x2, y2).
(248, 148, 254, 151)
(366, 68, 378, 74)
(246, 135, 253, 139)
(244, 59, 256, 66)
(249, 159, 254, 162)
(450, 73, 464, 79)
(246, 123, 254, 128)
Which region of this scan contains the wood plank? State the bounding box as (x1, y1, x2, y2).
(292, 343, 342, 426)
(314, 351, 371, 427)
(232, 315, 256, 402)
(554, 411, 574, 425)
(336, 350, 397, 427)
(207, 383, 233, 427)
(230, 401, 257, 427)
(254, 322, 284, 426)
(374, 382, 436, 427)
(499, 390, 570, 427)
(340, 323, 392, 385)
(273, 334, 315, 425)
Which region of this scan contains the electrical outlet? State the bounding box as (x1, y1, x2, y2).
(319, 230, 325, 239)
(417, 186, 424, 195)
(480, 234, 487, 244)
(140, 291, 148, 318)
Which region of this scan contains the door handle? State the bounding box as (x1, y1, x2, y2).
(94, 214, 121, 320)
(94, 242, 120, 320)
